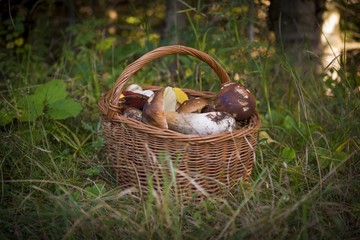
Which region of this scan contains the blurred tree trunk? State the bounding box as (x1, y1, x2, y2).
(163, 0, 186, 44)
(268, 0, 326, 73)
(162, 0, 187, 81)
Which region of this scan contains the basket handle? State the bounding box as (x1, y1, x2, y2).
(107, 45, 231, 119)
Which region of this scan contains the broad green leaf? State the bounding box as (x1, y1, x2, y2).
(283, 115, 296, 130)
(0, 108, 15, 126)
(17, 95, 44, 122)
(265, 109, 283, 125)
(281, 147, 296, 162)
(48, 99, 82, 120)
(34, 79, 67, 105)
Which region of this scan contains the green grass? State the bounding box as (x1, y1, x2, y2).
(1, 1, 359, 239)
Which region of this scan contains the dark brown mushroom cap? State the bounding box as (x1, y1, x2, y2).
(120, 91, 149, 111)
(215, 82, 256, 121)
(201, 104, 216, 113)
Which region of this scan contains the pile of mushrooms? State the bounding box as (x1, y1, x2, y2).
(118, 82, 256, 135)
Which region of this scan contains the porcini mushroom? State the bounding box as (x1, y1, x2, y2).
(201, 104, 216, 113)
(141, 88, 168, 129)
(119, 91, 149, 111)
(123, 107, 142, 121)
(177, 97, 209, 113)
(141, 87, 177, 129)
(163, 86, 177, 112)
(165, 111, 236, 135)
(215, 82, 256, 121)
(126, 84, 143, 92)
(125, 84, 154, 97)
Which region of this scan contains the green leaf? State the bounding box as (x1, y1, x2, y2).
(17, 95, 44, 122)
(299, 122, 308, 136)
(333, 151, 349, 161)
(106, 41, 143, 62)
(315, 148, 349, 169)
(265, 109, 283, 125)
(70, 190, 82, 202)
(0, 108, 15, 126)
(96, 37, 116, 52)
(84, 167, 102, 176)
(47, 98, 82, 120)
(34, 79, 67, 105)
(283, 115, 297, 130)
(309, 123, 323, 133)
(281, 147, 296, 162)
(84, 183, 106, 199)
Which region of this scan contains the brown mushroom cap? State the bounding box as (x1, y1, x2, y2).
(141, 88, 168, 129)
(177, 97, 209, 113)
(123, 107, 142, 121)
(120, 91, 149, 111)
(215, 82, 256, 121)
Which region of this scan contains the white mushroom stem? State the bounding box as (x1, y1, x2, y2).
(165, 112, 236, 135)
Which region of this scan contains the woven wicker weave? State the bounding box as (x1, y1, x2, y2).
(98, 45, 260, 199)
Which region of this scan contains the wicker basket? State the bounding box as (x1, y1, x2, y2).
(98, 45, 260, 199)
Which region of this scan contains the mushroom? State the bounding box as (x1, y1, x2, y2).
(201, 104, 216, 113)
(125, 84, 154, 97)
(177, 97, 209, 113)
(165, 111, 236, 135)
(141, 87, 177, 129)
(126, 84, 143, 92)
(140, 90, 155, 97)
(119, 91, 149, 111)
(141, 88, 168, 129)
(163, 86, 177, 112)
(215, 82, 256, 121)
(123, 107, 142, 121)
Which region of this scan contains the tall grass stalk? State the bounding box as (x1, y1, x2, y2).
(281, 54, 324, 186)
(251, 55, 273, 125)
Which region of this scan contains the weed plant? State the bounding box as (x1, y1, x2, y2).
(1, 1, 359, 239)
